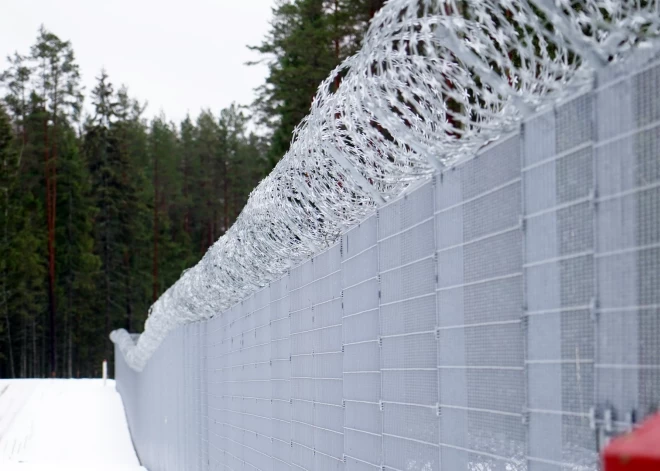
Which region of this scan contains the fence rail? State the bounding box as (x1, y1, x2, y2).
(116, 48, 660, 471)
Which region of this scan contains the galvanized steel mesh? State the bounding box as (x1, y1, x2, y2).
(111, 0, 660, 371)
(116, 47, 660, 470)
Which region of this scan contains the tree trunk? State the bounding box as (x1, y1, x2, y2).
(31, 318, 37, 377)
(104, 219, 110, 361)
(152, 154, 159, 303)
(124, 251, 132, 332)
(207, 161, 213, 249)
(183, 151, 191, 236)
(223, 160, 229, 235)
(67, 328, 72, 378)
(41, 322, 46, 377)
(3, 295, 15, 378)
(21, 319, 27, 378)
(44, 113, 57, 377)
(52, 99, 60, 376)
(2, 150, 15, 378)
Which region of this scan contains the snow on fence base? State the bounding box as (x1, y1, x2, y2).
(115, 49, 660, 471)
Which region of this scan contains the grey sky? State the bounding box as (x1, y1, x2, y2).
(1, 0, 275, 123)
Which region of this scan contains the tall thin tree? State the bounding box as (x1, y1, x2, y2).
(30, 26, 83, 376)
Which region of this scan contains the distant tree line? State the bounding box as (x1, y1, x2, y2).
(0, 0, 384, 378)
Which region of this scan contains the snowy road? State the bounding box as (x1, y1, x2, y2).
(0, 379, 145, 471)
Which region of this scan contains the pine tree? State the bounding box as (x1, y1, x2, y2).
(114, 86, 152, 334)
(56, 125, 99, 376)
(147, 117, 185, 298)
(85, 71, 119, 363)
(249, 0, 385, 168)
(194, 110, 221, 253)
(0, 104, 16, 377)
(250, 0, 337, 167)
(219, 104, 265, 223)
(30, 26, 83, 376)
(0, 98, 48, 378)
(0, 53, 31, 145)
(84, 72, 155, 368)
(179, 116, 196, 240)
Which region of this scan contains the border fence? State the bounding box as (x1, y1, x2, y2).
(111, 0, 660, 373)
(116, 48, 660, 471)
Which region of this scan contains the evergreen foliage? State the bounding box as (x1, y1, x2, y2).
(0, 5, 380, 377)
(249, 0, 385, 169)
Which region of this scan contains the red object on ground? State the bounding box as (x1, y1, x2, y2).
(603, 413, 660, 470)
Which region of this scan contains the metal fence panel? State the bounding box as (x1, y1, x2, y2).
(342, 215, 380, 470)
(594, 55, 660, 451)
(523, 94, 599, 471)
(437, 134, 525, 471)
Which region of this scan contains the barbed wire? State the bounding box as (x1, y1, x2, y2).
(112, 0, 659, 371)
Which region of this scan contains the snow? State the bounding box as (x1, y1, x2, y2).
(0, 379, 145, 471)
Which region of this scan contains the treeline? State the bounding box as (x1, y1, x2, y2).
(0, 0, 384, 378)
(0, 29, 267, 378)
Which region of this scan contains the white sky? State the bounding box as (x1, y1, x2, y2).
(0, 0, 275, 123)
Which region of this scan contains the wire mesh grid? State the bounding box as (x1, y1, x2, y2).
(436, 133, 525, 471)
(522, 90, 599, 471)
(593, 53, 660, 441)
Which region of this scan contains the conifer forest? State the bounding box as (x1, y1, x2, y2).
(0, 0, 386, 378)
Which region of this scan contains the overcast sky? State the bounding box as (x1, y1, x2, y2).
(1, 0, 275, 123)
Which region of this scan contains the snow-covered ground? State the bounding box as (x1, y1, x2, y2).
(0, 379, 145, 471)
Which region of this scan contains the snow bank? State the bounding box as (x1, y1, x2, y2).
(0, 379, 145, 471)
